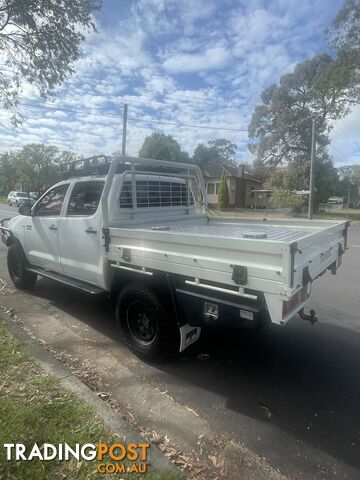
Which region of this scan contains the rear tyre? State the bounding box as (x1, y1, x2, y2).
(116, 284, 179, 362)
(7, 243, 37, 289)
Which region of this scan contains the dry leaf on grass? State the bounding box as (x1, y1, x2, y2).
(185, 405, 199, 416)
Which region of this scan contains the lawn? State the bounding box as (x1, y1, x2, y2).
(0, 321, 183, 480)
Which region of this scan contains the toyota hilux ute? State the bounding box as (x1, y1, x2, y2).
(0, 155, 349, 361)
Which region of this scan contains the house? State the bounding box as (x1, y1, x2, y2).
(202, 163, 265, 208)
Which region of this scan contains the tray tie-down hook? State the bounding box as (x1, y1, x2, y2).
(299, 307, 318, 325)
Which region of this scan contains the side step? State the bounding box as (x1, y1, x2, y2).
(27, 267, 105, 295)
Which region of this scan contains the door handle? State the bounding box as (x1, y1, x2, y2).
(49, 224, 58, 231)
(85, 227, 97, 234)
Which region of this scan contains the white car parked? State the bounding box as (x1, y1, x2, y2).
(7, 191, 30, 207)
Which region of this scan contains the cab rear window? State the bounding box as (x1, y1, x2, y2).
(119, 180, 194, 209)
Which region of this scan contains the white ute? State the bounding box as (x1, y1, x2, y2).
(0, 155, 349, 361)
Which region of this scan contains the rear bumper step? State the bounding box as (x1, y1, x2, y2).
(26, 267, 105, 295)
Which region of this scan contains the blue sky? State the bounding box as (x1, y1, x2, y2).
(1, 0, 359, 166)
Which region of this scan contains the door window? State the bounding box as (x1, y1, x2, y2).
(67, 181, 104, 216)
(34, 184, 69, 217)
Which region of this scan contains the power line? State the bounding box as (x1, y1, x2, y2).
(329, 143, 349, 162)
(129, 116, 248, 132)
(21, 101, 249, 133)
(22, 101, 122, 119)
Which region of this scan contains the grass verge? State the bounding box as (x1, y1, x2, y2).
(0, 320, 183, 480)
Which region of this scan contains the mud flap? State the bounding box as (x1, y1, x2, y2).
(179, 324, 201, 352)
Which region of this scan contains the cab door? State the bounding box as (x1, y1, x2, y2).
(25, 184, 69, 272)
(58, 180, 104, 285)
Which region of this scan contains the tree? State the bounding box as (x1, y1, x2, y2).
(192, 143, 217, 169)
(270, 188, 305, 214)
(217, 171, 229, 209)
(192, 138, 238, 169)
(327, 0, 360, 53)
(337, 164, 360, 205)
(248, 54, 358, 166)
(0, 0, 101, 125)
(14, 144, 61, 193)
(248, 0, 360, 207)
(139, 132, 190, 163)
(0, 144, 79, 194)
(0, 151, 17, 194)
(262, 157, 338, 204)
(58, 150, 78, 165)
(208, 139, 237, 165)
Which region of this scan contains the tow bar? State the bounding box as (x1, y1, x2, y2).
(299, 307, 318, 325)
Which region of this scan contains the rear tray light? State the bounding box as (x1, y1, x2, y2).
(282, 286, 308, 318)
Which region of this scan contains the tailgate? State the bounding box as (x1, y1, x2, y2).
(291, 221, 348, 290)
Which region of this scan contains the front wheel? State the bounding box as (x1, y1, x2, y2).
(7, 243, 37, 289)
(116, 284, 179, 362)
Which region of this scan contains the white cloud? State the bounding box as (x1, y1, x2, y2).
(45, 110, 68, 119)
(163, 45, 232, 73)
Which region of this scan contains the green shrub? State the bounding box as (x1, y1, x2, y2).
(270, 188, 305, 210)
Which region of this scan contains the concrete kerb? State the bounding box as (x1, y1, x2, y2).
(2, 314, 177, 474)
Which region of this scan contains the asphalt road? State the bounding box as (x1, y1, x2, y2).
(1, 204, 359, 480)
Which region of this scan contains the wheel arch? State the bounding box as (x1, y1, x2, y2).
(110, 268, 182, 326)
(6, 235, 30, 266)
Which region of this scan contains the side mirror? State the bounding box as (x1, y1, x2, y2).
(18, 204, 32, 216)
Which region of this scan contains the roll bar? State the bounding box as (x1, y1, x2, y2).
(100, 155, 207, 229)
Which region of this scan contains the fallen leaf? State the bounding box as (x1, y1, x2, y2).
(185, 405, 199, 417)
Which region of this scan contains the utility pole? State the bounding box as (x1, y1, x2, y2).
(308, 118, 316, 219)
(122, 103, 128, 155)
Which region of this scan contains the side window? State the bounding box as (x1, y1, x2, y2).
(34, 184, 69, 217)
(67, 181, 104, 216)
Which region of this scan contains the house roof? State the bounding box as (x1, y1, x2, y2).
(203, 162, 236, 177)
(243, 175, 263, 184)
(203, 162, 262, 183)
